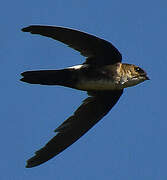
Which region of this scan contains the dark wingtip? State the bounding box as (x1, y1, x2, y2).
(26, 162, 36, 168)
(25, 153, 43, 168)
(21, 26, 31, 32)
(26, 158, 38, 168)
(21, 25, 38, 33)
(25, 149, 56, 168)
(26, 163, 32, 168)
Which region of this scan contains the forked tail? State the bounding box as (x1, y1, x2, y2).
(20, 69, 76, 87)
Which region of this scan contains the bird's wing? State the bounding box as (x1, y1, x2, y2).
(22, 25, 122, 66)
(26, 90, 123, 168)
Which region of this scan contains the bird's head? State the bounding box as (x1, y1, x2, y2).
(120, 63, 149, 88)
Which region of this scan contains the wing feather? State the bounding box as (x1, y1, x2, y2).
(22, 25, 122, 65)
(26, 90, 123, 168)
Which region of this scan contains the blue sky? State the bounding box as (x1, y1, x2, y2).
(1, 0, 166, 179)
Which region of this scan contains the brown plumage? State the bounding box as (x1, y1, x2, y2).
(21, 25, 149, 168)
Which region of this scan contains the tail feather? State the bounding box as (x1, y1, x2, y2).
(20, 69, 75, 86)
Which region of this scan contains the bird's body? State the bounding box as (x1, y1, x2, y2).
(21, 25, 149, 168)
(21, 63, 147, 91)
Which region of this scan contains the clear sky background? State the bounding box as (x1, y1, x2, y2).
(1, 0, 166, 179)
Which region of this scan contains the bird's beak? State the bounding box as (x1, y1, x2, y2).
(145, 75, 150, 80)
(140, 73, 150, 80)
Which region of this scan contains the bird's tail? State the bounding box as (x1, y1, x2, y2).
(20, 69, 77, 87)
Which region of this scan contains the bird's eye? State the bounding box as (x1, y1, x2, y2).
(134, 67, 144, 73)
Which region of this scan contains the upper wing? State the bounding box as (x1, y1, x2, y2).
(22, 25, 122, 66)
(26, 90, 123, 168)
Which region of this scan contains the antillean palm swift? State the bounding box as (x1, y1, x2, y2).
(21, 25, 149, 168)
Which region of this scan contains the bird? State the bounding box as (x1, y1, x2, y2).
(21, 25, 149, 168)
